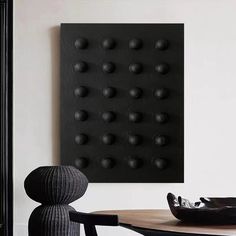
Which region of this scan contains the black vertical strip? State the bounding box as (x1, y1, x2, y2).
(0, 0, 13, 235)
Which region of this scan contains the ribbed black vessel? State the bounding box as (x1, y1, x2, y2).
(24, 166, 88, 236)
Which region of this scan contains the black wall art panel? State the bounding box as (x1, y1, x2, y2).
(60, 24, 184, 183)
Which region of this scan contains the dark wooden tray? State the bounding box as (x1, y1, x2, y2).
(167, 193, 236, 224)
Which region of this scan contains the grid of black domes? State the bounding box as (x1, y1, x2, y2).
(60, 24, 184, 183)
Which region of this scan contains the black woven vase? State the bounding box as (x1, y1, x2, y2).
(24, 166, 88, 236)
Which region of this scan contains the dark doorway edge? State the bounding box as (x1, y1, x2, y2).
(0, 0, 13, 235)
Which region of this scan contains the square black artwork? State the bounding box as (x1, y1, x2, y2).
(60, 23, 184, 183)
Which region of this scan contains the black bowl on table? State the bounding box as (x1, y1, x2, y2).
(167, 193, 236, 225)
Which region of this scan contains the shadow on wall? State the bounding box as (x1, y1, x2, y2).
(50, 26, 60, 165)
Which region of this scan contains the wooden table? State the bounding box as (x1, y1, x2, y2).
(95, 209, 236, 236)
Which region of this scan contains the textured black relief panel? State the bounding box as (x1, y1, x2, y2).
(60, 24, 184, 183)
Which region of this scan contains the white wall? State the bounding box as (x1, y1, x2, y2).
(14, 0, 236, 235)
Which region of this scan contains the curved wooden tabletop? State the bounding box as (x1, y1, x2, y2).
(94, 209, 236, 236)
